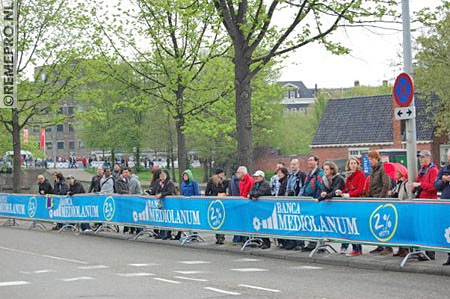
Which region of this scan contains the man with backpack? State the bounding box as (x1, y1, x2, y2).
(100, 168, 115, 194)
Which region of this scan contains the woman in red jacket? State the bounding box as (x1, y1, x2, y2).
(336, 158, 366, 256)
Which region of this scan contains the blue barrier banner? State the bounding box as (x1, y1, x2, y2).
(1, 193, 449, 251)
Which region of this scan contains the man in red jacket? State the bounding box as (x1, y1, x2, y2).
(236, 166, 255, 197)
(232, 166, 255, 245)
(412, 150, 438, 199)
(412, 150, 438, 261)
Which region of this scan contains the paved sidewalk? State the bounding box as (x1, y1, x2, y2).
(5, 219, 450, 277)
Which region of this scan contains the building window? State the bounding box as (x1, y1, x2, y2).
(68, 107, 74, 116)
(69, 141, 75, 150)
(57, 141, 64, 149)
(79, 140, 84, 149)
(45, 127, 52, 133)
(46, 142, 53, 150)
(56, 124, 64, 132)
(69, 124, 74, 132)
(32, 127, 39, 133)
(58, 107, 64, 114)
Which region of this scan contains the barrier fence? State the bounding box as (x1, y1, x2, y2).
(1, 193, 450, 253)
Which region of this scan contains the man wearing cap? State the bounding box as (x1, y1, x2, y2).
(248, 170, 272, 249)
(435, 149, 450, 265)
(413, 149, 438, 261)
(413, 150, 438, 200)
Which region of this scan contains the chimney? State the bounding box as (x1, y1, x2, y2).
(354, 80, 360, 87)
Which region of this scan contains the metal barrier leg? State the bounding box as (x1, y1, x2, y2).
(133, 228, 158, 240)
(180, 232, 206, 246)
(1, 218, 18, 227)
(241, 237, 262, 251)
(400, 249, 431, 267)
(309, 240, 337, 258)
(94, 223, 119, 234)
(58, 223, 78, 233)
(29, 221, 47, 230)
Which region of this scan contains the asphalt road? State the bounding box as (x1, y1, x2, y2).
(1, 227, 450, 299)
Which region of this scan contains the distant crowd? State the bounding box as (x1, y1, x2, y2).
(37, 149, 450, 265)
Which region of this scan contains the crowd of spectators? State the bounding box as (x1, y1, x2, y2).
(36, 148, 450, 265)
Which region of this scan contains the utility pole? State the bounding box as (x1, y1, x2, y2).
(402, 0, 418, 188)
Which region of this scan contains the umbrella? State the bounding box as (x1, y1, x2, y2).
(383, 162, 408, 180)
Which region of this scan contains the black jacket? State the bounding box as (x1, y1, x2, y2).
(54, 181, 69, 195)
(248, 180, 271, 199)
(154, 179, 175, 197)
(205, 175, 229, 196)
(67, 181, 86, 196)
(276, 176, 288, 197)
(38, 179, 54, 195)
(321, 174, 345, 200)
(88, 175, 102, 193)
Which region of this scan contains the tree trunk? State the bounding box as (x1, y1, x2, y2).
(234, 49, 253, 171)
(175, 119, 187, 186)
(135, 145, 140, 171)
(12, 109, 21, 193)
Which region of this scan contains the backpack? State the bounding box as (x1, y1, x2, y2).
(115, 177, 129, 194)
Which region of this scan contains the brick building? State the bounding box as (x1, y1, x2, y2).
(311, 94, 449, 166)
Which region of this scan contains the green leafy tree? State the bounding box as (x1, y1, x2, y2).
(90, 0, 232, 182)
(212, 0, 400, 169)
(415, 2, 450, 135)
(0, 0, 91, 192)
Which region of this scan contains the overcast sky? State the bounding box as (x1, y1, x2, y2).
(278, 1, 441, 89)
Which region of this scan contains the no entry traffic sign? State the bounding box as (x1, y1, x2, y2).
(393, 72, 414, 107)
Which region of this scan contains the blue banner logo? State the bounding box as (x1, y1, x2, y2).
(369, 204, 398, 241)
(207, 200, 225, 230)
(28, 197, 37, 218)
(103, 196, 115, 221)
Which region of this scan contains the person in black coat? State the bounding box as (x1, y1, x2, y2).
(205, 168, 229, 244)
(38, 175, 54, 195)
(53, 173, 69, 195)
(66, 176, 86, 195)
(248, 170, 272, 249)
(154, 170, 175, 239)
(275, 167, 289, 197)
(319, 161, 345, 201)
(66, 175, 88, 231)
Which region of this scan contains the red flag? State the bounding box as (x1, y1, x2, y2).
(40, 128, 45, 149)
(23, 129, 29, 143)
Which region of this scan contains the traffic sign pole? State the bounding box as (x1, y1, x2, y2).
(402, 0, 417, 197)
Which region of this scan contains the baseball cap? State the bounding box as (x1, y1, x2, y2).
(252, 170, 265, 177)
(417, 150, 431, 157)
